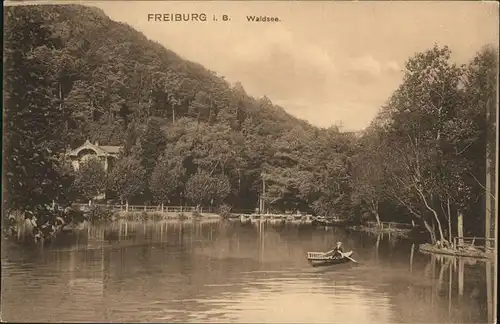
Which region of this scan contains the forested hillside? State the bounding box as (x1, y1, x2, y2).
(3, 4, 497, 244)
(3, 5, 349, 214)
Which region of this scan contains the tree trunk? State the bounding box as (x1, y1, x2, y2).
(370, 200, 381, 226)
(374, 210, 381, 226)
(417, 189, 445, 242)
(446, 197, 452, 243)
(430, 206, 445, 243)
(126, 200, 129, 212)
(423, 218, 437, 244)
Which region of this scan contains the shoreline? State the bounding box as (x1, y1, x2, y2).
(419, 243, 494, 260)
(113, 210, 221, 220)
(346, 225, 413, 237)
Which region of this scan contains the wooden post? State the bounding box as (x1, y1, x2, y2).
(495, 83, 499, 322)
(485, 93, 492, 251)
(457, 211, 464, 246)
(260, 176, 266, 214)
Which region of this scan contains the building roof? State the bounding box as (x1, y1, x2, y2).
(68, 140, 122, 157)
(100, 146, 122, 154)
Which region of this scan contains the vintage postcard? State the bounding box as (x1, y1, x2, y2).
(2, 1, 498, 323)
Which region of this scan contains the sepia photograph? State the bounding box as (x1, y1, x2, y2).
(2, 1, 498, 323)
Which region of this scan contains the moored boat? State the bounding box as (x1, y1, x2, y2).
(307, 251, 354, 267)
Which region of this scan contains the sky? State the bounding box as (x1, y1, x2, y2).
(8, 1, 500, 130)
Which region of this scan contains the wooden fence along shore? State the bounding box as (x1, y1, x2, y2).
(74, 203, 214, 214)
(73, 203, 316, 223)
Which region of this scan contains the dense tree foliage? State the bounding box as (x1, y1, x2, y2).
(351, 45, 497, 243)
(72, 157, 107, 203)
(150, 153, 185, 206)
(3, 5, 497, 245)
(107, 156, 146, 205)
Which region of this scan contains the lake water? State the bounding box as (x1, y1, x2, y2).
(1, 220, 496, 323)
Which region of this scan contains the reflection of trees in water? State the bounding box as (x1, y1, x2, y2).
(419, 253, 493, 323)
(3, 221, 494, 323)
(374, 252, 490, 323)
(21, 222, 498, 322)
(356, 232, 493, 324)
(97, 234, 266, 322)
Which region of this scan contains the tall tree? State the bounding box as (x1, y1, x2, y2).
(72, 157, 107, 203)
(185, 170, 231, 210)
(108, 156, 146, 207)
(4, 6, 74, 219)
(150, 155, 185, 206)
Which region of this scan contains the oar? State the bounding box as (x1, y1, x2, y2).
(341, 253, 359, 263)
(323, 249, 335, 256)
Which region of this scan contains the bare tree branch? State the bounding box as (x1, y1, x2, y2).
(469, 172, 496, 201)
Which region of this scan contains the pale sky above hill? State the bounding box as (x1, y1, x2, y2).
(7, 1, 500, 130)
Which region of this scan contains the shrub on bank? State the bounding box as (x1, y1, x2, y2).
(86, 205, 115, 222)
(218, 204, 232, 219)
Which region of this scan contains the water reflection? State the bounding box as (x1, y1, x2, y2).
(1, 220, 495, 323)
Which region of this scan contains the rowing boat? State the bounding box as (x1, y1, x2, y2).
(306, 251, 354, 267)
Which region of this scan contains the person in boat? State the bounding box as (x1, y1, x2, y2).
(326, 241, 344, 258)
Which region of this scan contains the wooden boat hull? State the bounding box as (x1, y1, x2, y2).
(307, 251, 353, 267)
